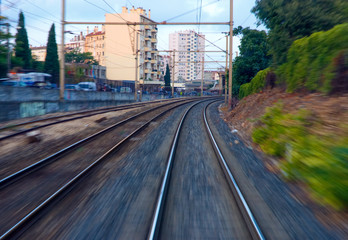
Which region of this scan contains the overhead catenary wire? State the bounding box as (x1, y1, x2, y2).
(163, 0, 220, 22)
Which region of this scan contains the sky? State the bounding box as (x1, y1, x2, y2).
(1, 0, 265, 70)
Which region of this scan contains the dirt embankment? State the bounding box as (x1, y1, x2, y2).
(223, 88, 347, 145)
(221, 88, 348, 234)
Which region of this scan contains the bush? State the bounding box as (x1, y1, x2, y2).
(238, 68, 271, 99)
(252, 103, 348, 210)
(277, 23, 348, 93)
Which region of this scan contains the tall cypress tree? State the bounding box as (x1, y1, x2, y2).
(14, 11, 32, 69)
(164, 64, 171, 90)
(44, 24, 59, 85)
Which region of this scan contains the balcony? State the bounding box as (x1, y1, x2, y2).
(151, 59, 157, 64)
(145, 69, 150, 73)
(145, 25, 150, 30)
(144, 47, 150, 51)
(151, 28, 157, 32)
(151, 38, 157, 43)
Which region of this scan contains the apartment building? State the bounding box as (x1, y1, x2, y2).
(169, 30, 205, 82)
(105, 6, 160, 83)
(85, 26, 105, 66)
(159, 55, 171, 76)
(30, 46, 46, 62)
(30, 44, 63, 62)
(66, 32, 85, 53)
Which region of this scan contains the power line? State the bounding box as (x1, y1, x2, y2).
(166, 0, 220, 22)
(24, 0, 59, 21)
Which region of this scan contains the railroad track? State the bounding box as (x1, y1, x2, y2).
(0, 98, 187, 142)
(1, 97, 261, 239)
(0, 98, 196, 180)
(0, 97, 206, 239)
(148, 100, 265, 239)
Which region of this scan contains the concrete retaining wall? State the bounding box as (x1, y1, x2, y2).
(0, 86, 164, 122)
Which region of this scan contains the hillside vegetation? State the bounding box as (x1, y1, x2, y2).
(235, 24, 348, 210)
(277, 23, 348, 94)
(239, 23, 348, 99)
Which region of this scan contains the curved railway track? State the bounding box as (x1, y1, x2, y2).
(0, 97, 208, 239)
(148, 100, 265, 240)
(0, 97, 262, 239)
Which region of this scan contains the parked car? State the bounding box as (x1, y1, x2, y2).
(77, 82, 97, 91)
(65, 84, 78, 90)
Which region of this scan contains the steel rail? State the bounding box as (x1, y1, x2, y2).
(0, 98, 195, 187)
(0, 98, 185, 142)
(0, 97, 202, 240)
(203, 101, 265, 240)
(147, 99, 212, 240)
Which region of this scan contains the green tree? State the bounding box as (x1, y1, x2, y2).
(252, 0, 348, 66)
(164, 64, 171, 90)
(232, 27, 271, 96)
(14, 12, 32, 69)
(44, 24, 59, 85)
(0, 25, 10, 77)
(65, 48, 98, 65)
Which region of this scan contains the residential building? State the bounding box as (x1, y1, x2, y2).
(30, 44, 63, 62)
(169, 30, 205, 82)
(66, 32, 85, 53)
(30, 46, 46, 62)
(105, 6, 160, 84)
(160, 55, 171, 75)
(85, 26, 105, 66)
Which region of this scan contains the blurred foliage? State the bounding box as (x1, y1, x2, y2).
(252, 103, 348, 209)
(65, 64, 90, 84)
(14, 12, 32, 69)
(277, 23, 348, 93)
(31, 59, 44, 72)
(0, 29, 9, 78)
(65, 48, 98, 65)
(252, 0, 348, 66)
(164, 64, 171, 90)
(44, 24, 60, 85)
(239, 68, 270, 99)
(232, 27, 271, 96)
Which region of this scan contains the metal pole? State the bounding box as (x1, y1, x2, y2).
(228, 0, 233, 108)
(218, 72, 222, 96)
(59, 0, 65, 100)
(225, 34, 228, 105)
(201, 56, 204, 96)
(172, 50, 175, 97)
(134, 31, 139, 101)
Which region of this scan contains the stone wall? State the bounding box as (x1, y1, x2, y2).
(0, 86, 164, 122)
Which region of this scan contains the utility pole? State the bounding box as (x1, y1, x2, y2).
(59, 0, 65, 100)
(134, 31, 139, 101)
(228, 0, 233, 108)
(172, 50, 175, 97)
(201, 56, 204, 96)
(225, 34, 228, 104)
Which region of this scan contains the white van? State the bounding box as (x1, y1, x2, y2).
(77, 82, 96, 91)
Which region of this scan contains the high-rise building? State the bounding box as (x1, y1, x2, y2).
(169, 30, 205, 82)
(105, 6, 159, 83)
